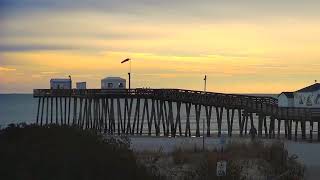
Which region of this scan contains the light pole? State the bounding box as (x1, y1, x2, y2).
(203, 75, 207, 151)
(121, 58, 131, 90)
(68, 75, 72, 89)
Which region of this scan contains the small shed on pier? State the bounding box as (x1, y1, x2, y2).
(50, 78, 72, 89)
(101, 77, 126, 89)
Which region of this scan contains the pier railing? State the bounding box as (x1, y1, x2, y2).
(33, 88, 320, 141)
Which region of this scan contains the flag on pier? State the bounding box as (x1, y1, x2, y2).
(121, 58, 130, 63)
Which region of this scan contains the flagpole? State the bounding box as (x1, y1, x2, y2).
(203, 75, 207, 151)
(121, 58, 131, 91)
(129, 60, 131, 90)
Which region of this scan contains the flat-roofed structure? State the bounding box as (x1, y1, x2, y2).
(50, 78, 72, 89)
(101, 77, 126, 89)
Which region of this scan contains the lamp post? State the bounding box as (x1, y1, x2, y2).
(203, 75, 207, 151)
(121, 58, 131, 90)
(68, 75, 72, 89)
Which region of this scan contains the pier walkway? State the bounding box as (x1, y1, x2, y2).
(33, 89, 320, 142)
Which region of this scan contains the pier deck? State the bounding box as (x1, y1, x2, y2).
(33, 89, 320, 141)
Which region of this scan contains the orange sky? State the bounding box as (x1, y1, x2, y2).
(1, 1, 320, 93)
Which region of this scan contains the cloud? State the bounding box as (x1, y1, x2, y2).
(1, 0, 320, 22)
(0, 44, 76, 52)
(0, 66, 16, 71)
(40, 71, 60, 75)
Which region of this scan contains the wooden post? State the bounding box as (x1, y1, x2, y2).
(230, 109, 235, 136)
(46, 97, 49, 125)
(277, 119, 281, 139)
(103, 98, 109, 133)
(141, 99, 150, 135)
(78, 98, 83, 127)
(125, 98, 133, 135)
(149, 99, 156, 135)
(64, 97, 67, 125)
(250, 113, 254, 133)
(132, 98, 140, 135)
(288, 120, 292, 140)
(73, 97, 77, 125)
(258, 114, 263, 137)
(168, 101, 175, 137)
(163, 101, 169, 136)
(55, 97, 58, 124)
(185, 103, 192, 137)
(175, 102, 182, 136)
(109, 98, 115, 134)
(263, 116, 268, 137)
(195, 104, 201, 137)
(36, 98, 41, 124)
(318, 121, 320, 141)
(50, 97, 53, 124)
(294, 120, 298, 141)
(226, 109, 231, 136)
(310, 120, 314, 142)
(156, 100, 164, 136)
(301, 121, 306, 140)
(82, 98, 87, 129)
(117, 98, 123, 134)
(216, 107, 223, 137)
(269, 116, 275, 138)
(60, 97, 63, 125)
(244, 113, 248, 135)
(284, 120, 288, 138)
(68, 97, 71, 125)
(205, 106, 212, 137)
(40, 97, 44, 126)
(238, 109, 243, 136)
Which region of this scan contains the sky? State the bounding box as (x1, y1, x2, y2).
(0, 0, 320, 93)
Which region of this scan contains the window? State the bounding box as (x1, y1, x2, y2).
(108, 83, 113, 88)
(119, 83, 123, 88)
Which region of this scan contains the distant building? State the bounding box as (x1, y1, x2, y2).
(76, 82, 86, 89)
(50, 78, 72, 89)
(278, 83, 320, 108)
(101, 77, 126, 89)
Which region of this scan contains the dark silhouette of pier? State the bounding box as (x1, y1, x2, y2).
(33, 89, 320, 142)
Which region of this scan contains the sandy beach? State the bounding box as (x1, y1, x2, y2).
(128, 136, 320, 179)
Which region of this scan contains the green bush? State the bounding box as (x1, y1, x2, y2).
(0, 124, 154, 180)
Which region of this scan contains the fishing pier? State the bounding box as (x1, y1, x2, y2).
(33, 89, 320, 141)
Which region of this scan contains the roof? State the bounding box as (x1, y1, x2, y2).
(279, 92, 294, 98)
(102, 77, 126, 81)
(296, 83, 320, 93)
(50, 78, 71, 82)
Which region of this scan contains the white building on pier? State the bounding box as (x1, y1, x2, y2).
(50, 78, 72, 89)
(278, 83, 320, 108)
(101, 77, 126, 89)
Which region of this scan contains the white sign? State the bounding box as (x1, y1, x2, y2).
(216, 161, 227, 176)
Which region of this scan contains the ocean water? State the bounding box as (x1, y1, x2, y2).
(1, 94, 313, 135)
(0, 94, 37, 127)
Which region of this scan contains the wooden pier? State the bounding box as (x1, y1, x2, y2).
(33, 89, 320, 141)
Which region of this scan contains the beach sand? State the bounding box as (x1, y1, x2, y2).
(127, 136, 320, 179)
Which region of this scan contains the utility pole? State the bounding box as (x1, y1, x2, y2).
(203, 75, 207, 151)
(121, 58, 131, 90)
